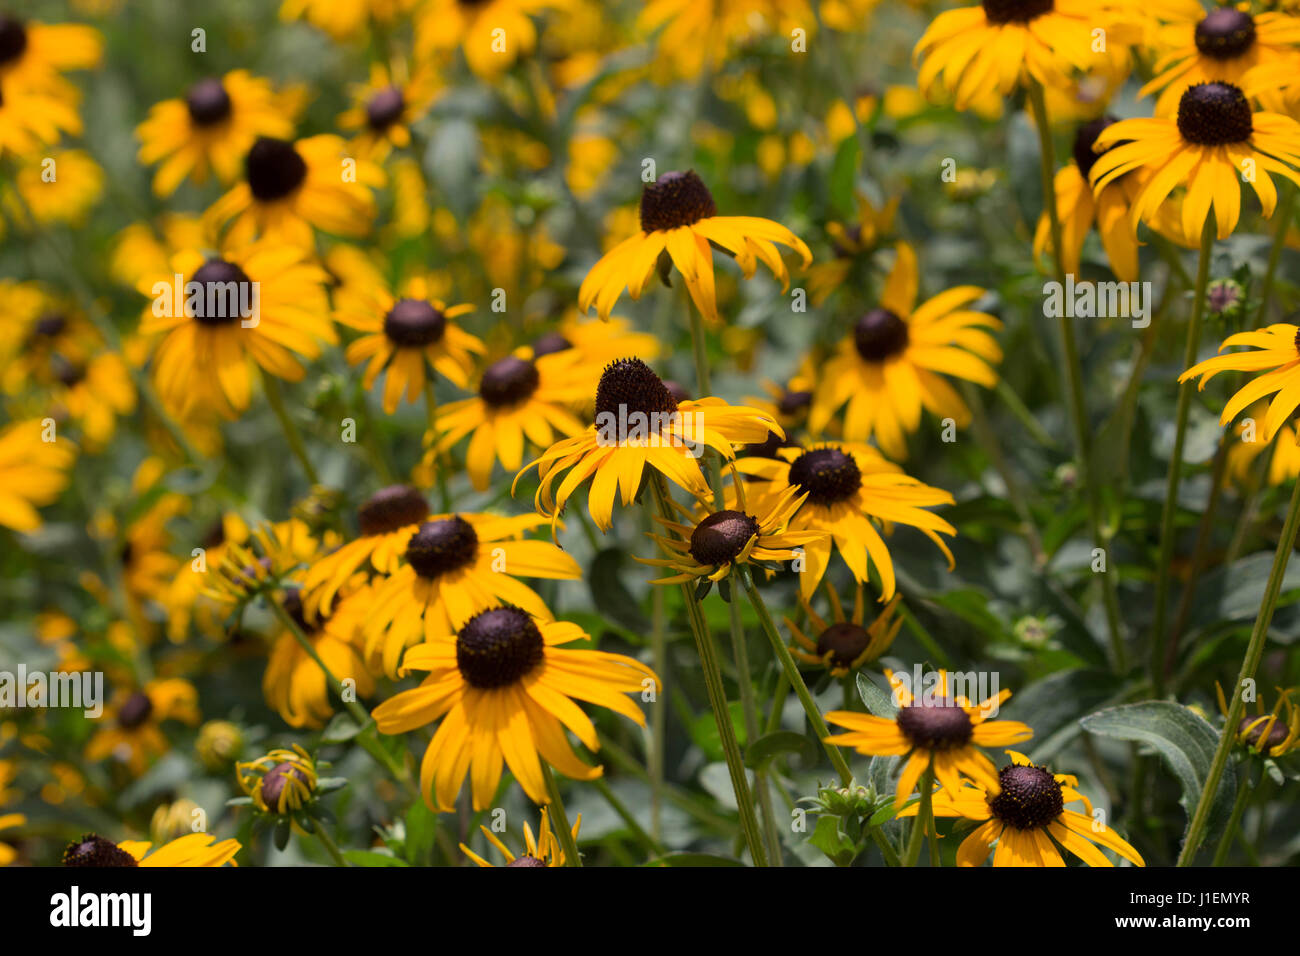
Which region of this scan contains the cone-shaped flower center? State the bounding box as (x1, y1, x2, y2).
(366, 85, 405, 129)
(1195, 8, 1256, 60)
(261, 761, 310, 811)
(639, 170, 718, 232)
(987, 763, 1064, 830)
(63, 834, 138, 867)
(1176, 82, 1253, 146)
(506, 855, 548, 867)
(186, 77, 233, 126)
(854, 308, 910, 362)
(406, 516, 478, 579)
(981, 0, 1053, 25)
(531, 331, 572, 357)
(456, 606, 545, 689)
(896, 701, 974, 750)
(0, 17, 27, 65)
(383, 298, 446, 347)
(479, 356, 540, 408)
(188, 258, 254, 326)
(1238, 714, 1288, 749)
(117, 691, 154, 730)
(778, 389, 812, 418)
(788, 448, 862, 505)
(816, 622, 873, 669)
(594, 358, 679, 426)
(357, 484, 429, 536)
(689, 510, 760, 565)
(246, 136, 308, 201)
(1072, 116, 1118, 180)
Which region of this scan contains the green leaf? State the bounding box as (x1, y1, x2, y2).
(998, 668, 1122, 763)
(1183, 552, 1300, 637)
(273, 816, 291, 852)
(320, 711, 363, 744)
(856, 672, 899, 717)
(745, 730, 819, 769)
(809, 814, 858, 866)
(689, 701, 748, 762)
(1080, 701, 1237, 850)
(644, 853, 745, 867)
(343, 849, 410, 867)
(868, 793, 916, 828)
(404, 799, 437, 866)
(590, 548, 651, 633)
(829, 135, 860, 219)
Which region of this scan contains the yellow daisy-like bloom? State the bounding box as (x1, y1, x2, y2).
(1141, 3, 1300, 117)
(45, 351, 136, 452)
(914, 0, 1133, 112)
(63, 832, 240, 868)
(461, 808, 579, 867)
(524, 310, 662, 369)
(1217, 682, 1300, 758)
(787, 585, 902, 678)
(809, 242, 1002, 460)
(1090, 82, 1300, 240)
(640, 483, 823, 584)
(237, 744, 318, 814)
(0, 74, 82, 158)
(4, 148, 102, 227)
(900, 751, 1144, 867)
(336, 274, 484, 414)
(204, 518, 334, 608)
(362, 511, 581, 677)
(517, 357, 783, 532)
(415, 0, 561, 79)
(136, 71, 297, 197)
(0, 16, 101, 91)
(1225, 402, 1300, 488)
(1178, 323, 1300, 440)
(373, 604, 658, 810)
(280, 0, 417, 40)
(264, 588, 375, 730)
(338, 60, 440, 160)
(577, 170, 811, 325)
(0, 418, 75, 533)
(806, 193, 899, 307)
(638, 0, 813, 79)
(434, 350, 589, 492)
(0, 814, 21, 866)
(825, 670, 1033, 808)
(84, 679, 200, 777)
(205, 134, 381, 249)
(1033, 117, 1142, 281)
(137, 240, 335, 419)
(735, 443, 955, 602)
(160, 512, 249, 643)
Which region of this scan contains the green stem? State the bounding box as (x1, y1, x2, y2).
(592, 776, 664, 857)
(650, 572, 667, 841)
(686, 304, 726, 505)
(261, 371, 320, 486)
(728, 592, 781, 865)
(739, 569, 855, 786)
(1178, 473, 1300, 865)
(1151, 216, 1215, 697)
(870, 826, 903, 867)
(541, 762, 583, 867)
(903, 766, 935, 867)
(1211, 769, 1250, 867)
(1027, 79, 1126, 674)
(312, 823, 348, 866)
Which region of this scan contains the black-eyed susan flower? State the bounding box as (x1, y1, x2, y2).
(372, 604, 658, 810)
(460, 808, 579, 867)
(806, 193, 899, 307)
(1141, 4, 1300, 117)
(433, 350, 589, 492)
(787, 585, 902, 678)
(41, 351, 136, 452)
(338, 60, 440, 160)
(525, 310, 662, 369)
(204, 518, 335, 608)
(900, 751, 1144, 867)
(3, 148, 102, 227)
(237, 744, 318, 814)
(415, 0, 561, 79)
(361, 512, 581, 677)
(1217, 682, 1300, 758)
(1223, 400, 1300, 489)
(63, 832, 240, 867)
(518, 358, 783, 531)
(335, 273, 484, 414)
(824, 670, 1033, 808)
(734, 443, 955, 601)
(577, 170, 811, 325)
(279, 0, 417, 40)
(84, 680, 200, 776)
(637, 0, 813, 79)
(136, 71, 298, 197)
(0, 418, 74, 533)
(205, 135, 381, 249)
(1090, 82, 1300, 240)
(0, 15, 101, 91)
(0, 74, 82, 158)
(808, 242, 1001, 459)
(1033, 117, 1142, 281)
(0, 813, 20, 866)
(0, 286, 99, 395)
(137, 240, 334, 419)
(1178, 323, 1300, 439)
(639, 483, 822, 585)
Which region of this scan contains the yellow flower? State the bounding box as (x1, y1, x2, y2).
(338, 60, 441, 160)
(45, 351, 136, 452)
(1217, 682, 1300, 757)
(237, 744, 318, 814)
(638, 0, 813, 79)
(4, 148, 102, 226)
(461, 808, 578, 866)
(1179, 323, 1300, 439)
(0, 16, 101, 91)
(63, 832, 239, 867)
(0, 74, 82, 158)
(415, 0, 563, 78)
(0, 418, 75, 533)
(787, 585, 902, 678)
(279, 0, 417, 40)
(84, 680, 200, 777)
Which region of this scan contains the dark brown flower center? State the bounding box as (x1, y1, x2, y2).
(778, 389, 813, 418)
(788, 447, 862, 505)
(594, 357, 679, 426)
(186, 77, 233, 126)
(639, 170, 717, 232)
(479, 356, 541, 408)
(1176, 82, 1252, 146)
(981, 0, 1053, 25)
(357, 484, 429, 536)
(1195, 9, 1256, 60)
(987, 763, 1064, 830)
(246, 136, 308, 201)
(383, 298, 446, 347)
(188, 258, 255, 326)
(689, 510, 760, 565)
(854, 308, 910, 362)
(51, 354, 84, 387)
(117, 692, 154, 730)
(506, 855, 548, 867)
(63, 834, 138, 867)
(531, 331, 572, 357)
(1238, 714, 1289, 749)
(456, 606, 545, 689)
(366, 85, 405, 130)
(816, 622, 873, 669)
(0, 17, 27, 65)
(896, 702, 974, 750)
(32, 312, 67, 338)
(406, 516, 478, 579)
(1072, 116, 1119, 180)
(261, 761, 309, 811)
